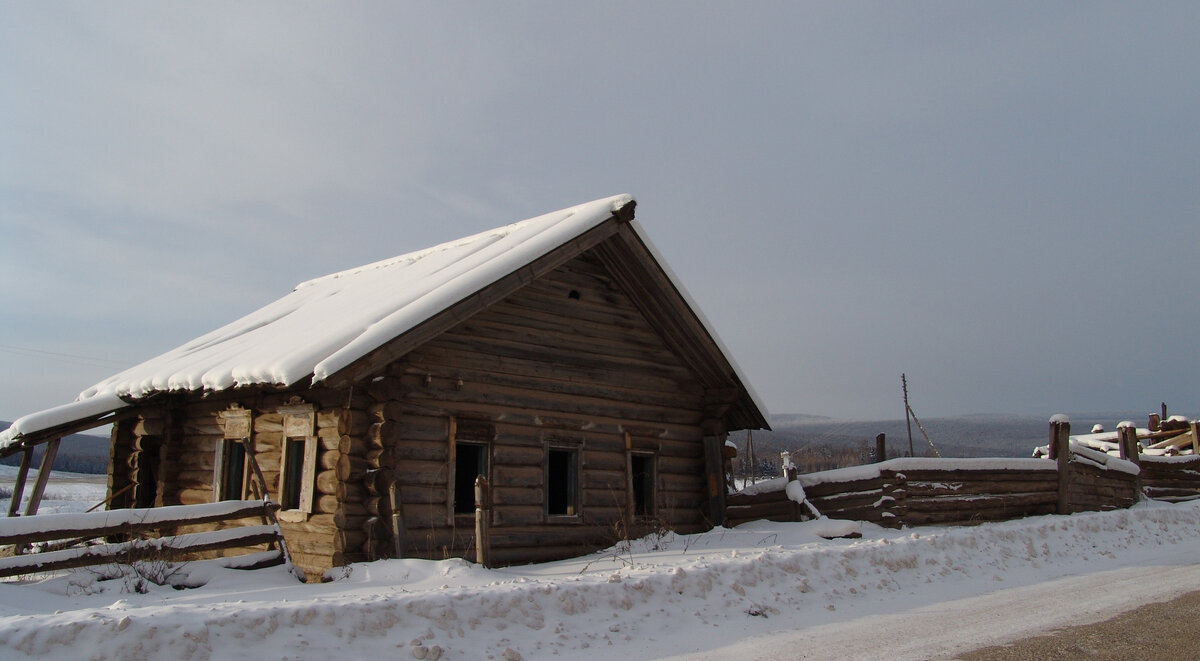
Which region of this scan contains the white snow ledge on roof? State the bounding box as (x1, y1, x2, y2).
(72, 194, 633, 403)
(0, 393, 126, 450)
(4, 195, 636, 447)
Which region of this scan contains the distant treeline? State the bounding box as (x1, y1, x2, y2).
(0, 423, 109, 475)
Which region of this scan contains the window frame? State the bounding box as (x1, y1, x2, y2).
(446, 417, 495, 525)
(545, 441, 582, 521)
(214, 405, 252, 502)
(277, 402, 317, 522)
(629, 451, 657, 519)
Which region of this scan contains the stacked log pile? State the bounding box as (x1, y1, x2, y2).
(726, 451, 1137, 528)
(1139, 456, 1200, 502)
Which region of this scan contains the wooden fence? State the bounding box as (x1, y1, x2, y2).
(0, 500, 289, 579)
(727, 420, 1152, 529)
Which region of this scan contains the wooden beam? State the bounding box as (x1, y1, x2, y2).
(23, 438, 61, 517)
(0, 408, 139, 460)
(7, 448, 33, 517)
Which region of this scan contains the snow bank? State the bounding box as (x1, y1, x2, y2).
(4, 502, 1200, 661)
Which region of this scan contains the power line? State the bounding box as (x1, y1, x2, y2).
(0, 344, 132, 369)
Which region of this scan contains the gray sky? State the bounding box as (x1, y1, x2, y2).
(2, 2, 1197, 422)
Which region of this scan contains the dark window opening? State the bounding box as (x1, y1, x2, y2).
(631, 454, 655, 517)
(281, 438, 306, 510)
(220, 440, 246, 501)
(133, 437, 161, 509)
(567, 289, 581, 300)
(454, 443, 487, 514)
(547, 448, 578, 516)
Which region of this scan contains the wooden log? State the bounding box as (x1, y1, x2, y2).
(390, 439, 449, 463)
(905, 492, 1057, 512)
(314, 495, 340, 514)
(904, 480, 1058, 496)
(492, 506, 546, 527)
(392, 459, 449, 486)
(398, 485, 448, 506)
(339, 410, 372, 436)
(803, 476, 887, 497)
(316, 469, 339, 496)
(317, 409, 341, 429)
(493, 444, 547, 466)
(134, 417, 165, 437)
(493, 465, 543, 488)
(338, 435, 370, 456)
(492, 486, 544, 507)
(727, 491, 790, 507)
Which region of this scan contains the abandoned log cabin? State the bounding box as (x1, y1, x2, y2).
(0, 194, 769, 579)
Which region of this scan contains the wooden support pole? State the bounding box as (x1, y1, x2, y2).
(1051, 419, 1071, 515)
(474, 475, 490, 567)
(7, 448, 33, 517)
(703, 435, 727, 526)
(388, 480, 405, 559)
(24, 438, 61, 517)
(1190, 421, 1200, 456)
(623, 431, 634, 533)
(875, 433, 887, 463)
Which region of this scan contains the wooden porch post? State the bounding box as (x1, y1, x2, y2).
(7, 448, 33, 517)
(24, 437, 61, 517)
(474, 475, 490, 567)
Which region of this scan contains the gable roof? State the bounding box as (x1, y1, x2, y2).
(2, 195, 768, 452)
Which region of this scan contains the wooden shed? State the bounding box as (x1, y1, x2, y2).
(0, 195, 768, 579)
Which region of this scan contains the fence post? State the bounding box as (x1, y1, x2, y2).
(474, 475, 490, 567)
(1050, 417, 1071, 514)
(875, 433, 887, 463)
(1118, 423, 1143, 498)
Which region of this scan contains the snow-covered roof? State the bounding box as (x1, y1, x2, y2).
(2, 194, 769, 450)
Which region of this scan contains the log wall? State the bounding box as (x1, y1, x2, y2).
(113, 390, 352, 581)
(106, 251, 729, 575)
(356, 251, 713, 564)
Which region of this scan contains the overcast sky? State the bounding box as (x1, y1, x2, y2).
(2, 2, 1197, 423)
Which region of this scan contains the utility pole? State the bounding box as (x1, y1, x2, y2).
(902, 373, 915, 457)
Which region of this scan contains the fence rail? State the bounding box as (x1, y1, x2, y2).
(0, 500, 286, 579)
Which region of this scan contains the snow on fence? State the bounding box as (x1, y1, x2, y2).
(727, 419, 1154, 529)
(0, 500, 286, 579)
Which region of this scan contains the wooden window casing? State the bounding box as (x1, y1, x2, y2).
(630, 452, 656, 518)
(546, 444, 581, 520)
(453, 442, 488, 515)
(277, 403, 317, 521)
(447, 417, 495, 525)
(215, 439, 249, 501)
(215, 406, 252, 502)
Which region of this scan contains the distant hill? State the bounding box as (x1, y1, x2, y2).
(738, 411, 1150, 470)
(0, 421, 110, 474)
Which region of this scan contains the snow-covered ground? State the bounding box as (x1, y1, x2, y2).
(3, 470, 1200, 660)
(0, 465, 107, 516)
